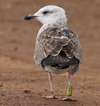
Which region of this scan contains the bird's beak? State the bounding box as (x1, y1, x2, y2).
(24, 14, 37, 20)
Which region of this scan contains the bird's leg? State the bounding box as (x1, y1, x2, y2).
(59, 73, 76, 101)
(43, 72, 57, 99)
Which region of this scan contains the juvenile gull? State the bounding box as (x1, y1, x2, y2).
(24, 5, 82, 101)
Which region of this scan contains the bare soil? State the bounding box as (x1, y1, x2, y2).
(0, 0, 100, 106)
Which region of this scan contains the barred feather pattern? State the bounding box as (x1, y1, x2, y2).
(34, 24, 82, 75)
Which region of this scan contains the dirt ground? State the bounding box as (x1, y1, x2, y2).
(0, 0, 100, 106)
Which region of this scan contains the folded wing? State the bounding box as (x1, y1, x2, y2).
(41, 27, 82, 69)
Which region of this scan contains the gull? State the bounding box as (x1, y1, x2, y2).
(24, 5, 82, 101)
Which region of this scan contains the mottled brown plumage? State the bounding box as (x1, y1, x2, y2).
(34, 24, 82, 75)
(24, 5, 82, 100)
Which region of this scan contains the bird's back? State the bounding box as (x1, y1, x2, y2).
(34, 24, 82, 75)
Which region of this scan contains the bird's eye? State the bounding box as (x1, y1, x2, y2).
(43, 11, 48, 14)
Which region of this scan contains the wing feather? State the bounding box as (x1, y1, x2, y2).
(42, 27, 82, 68)
(34, 25, 82, 73)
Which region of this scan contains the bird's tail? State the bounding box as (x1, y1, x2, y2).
(68, 64, 80, 75)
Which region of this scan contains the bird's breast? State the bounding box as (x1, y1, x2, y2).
(34, 34, 48, 69)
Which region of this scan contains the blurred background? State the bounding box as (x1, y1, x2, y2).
(0, 0, 100, 106)
(0, 0, 100, 64)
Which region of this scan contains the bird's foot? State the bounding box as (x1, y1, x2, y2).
(42, 95, 61, 99)
(42, 95, 57, 99)
(59, 96, 77, 101)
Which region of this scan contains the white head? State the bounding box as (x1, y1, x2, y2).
(24, 5, 67, 25)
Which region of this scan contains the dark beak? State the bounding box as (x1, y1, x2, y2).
(24, 14, 36, 20)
